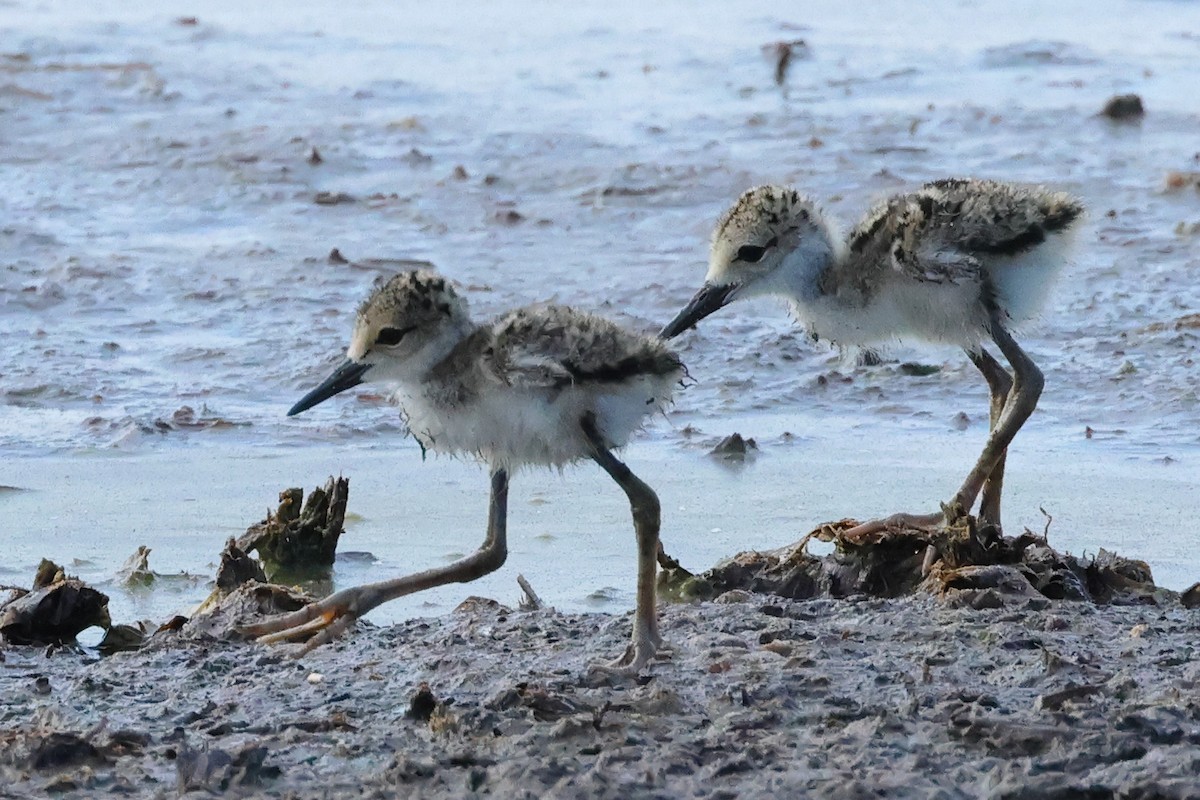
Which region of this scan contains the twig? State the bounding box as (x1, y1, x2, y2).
(1039, 506, 1053, 541)
(655, 544, 694, 577)
(920, 545, 939, 577)
(516, 574, 542, 611)
(592, 700, 612, 731)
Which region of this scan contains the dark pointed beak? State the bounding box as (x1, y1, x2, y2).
(659, 283, 737, 339)
(287, 359, 373, 417)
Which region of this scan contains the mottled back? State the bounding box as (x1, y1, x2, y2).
(486, 305, 684, 390)
(846, 178, 1084, 289)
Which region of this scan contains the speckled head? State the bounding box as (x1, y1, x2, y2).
(288, 270, 473, 416)
(661, 186, 835, 338)
(347, 270, 471, 362)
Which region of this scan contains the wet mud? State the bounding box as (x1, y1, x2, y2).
(3, 591, 1199, 798)
(5, 510, 1200, 797)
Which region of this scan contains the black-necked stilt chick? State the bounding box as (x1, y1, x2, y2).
(241, 270, 684, 672)
(661, 178, 1084, 535)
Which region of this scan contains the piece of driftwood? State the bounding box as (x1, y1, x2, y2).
(709, 433, 757, 461)
(97, 623, 147, 654)
(0, 559, 111, 645)
(188, 539, 281, 624)
(236, 477, 349, 578)
(516, 574, 543, 611)
(215, 539, 267, 592)
(187, 582, 315, 641)
(684, 515, 1174, 607)
(115, 546, 155, 587)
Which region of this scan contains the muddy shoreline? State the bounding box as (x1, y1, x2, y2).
(3, 586, 1199, 798)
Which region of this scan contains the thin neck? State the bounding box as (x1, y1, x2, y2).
(421, 323, 489, 394)
(779, 228, 839, 303)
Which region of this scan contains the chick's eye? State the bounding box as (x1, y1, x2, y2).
(375, 326, 410, 347)
(735, 244, 767, 263)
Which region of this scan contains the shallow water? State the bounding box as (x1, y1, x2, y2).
(1, 0, 1197, 624)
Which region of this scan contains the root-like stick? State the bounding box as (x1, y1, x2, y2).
(1039, 506, 1053, 541)
(920, 545, 939, 576)
(516, 574, 543, 611)
(592, 700, 613, 731)
(655, 544, 694, 577)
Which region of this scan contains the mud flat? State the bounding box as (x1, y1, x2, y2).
(2, 588, 1198, 798)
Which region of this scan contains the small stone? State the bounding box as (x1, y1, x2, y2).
(390, 116, 424, 131)
(1164, 171, 1200, 192)
(401, 147, 433, 166)
(969, 589, 1005, 610)
(43, 774, 78, 793)
(97, 623, 145, 654)
(714, 590, 753, 604)
(547, 714, 593, 739)
(1181, 582, 1200, 609)
(407, 682, 438, 722)
(761, 641, 793, 657)
(899, 362, 940, 376)
(30, 732, 102, 771)
(306, 672, 324, 684)
(1100, 94, 1144, 121)
(1036, 683, 1104, 711)
(313, 191, 355, 205)
(709, 433, 758, 460)
(1129, 623, 1150, 638)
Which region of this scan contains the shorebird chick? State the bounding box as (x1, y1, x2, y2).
(240, 270, 684, 672)
(661, 178, 1084, 534)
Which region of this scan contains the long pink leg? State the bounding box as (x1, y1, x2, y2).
(948, 322, 1043, 519)
(965, 346, 1013, 528)
(841, 319, 1040, 538)
(581, 414, 662, 672)
(236, 469, 509, 652)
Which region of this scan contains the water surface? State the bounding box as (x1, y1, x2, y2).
(2, 0, 1197, 624)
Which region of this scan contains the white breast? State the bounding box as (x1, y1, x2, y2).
(793, 229, 1076, 348)
(394, 371, 681, 470)
(984, 229, 1077, 327)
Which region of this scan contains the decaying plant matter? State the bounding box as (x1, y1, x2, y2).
(236, 477, 349, 578)
(680, 514, 1169, 607)
(0, 560, 111, 645)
